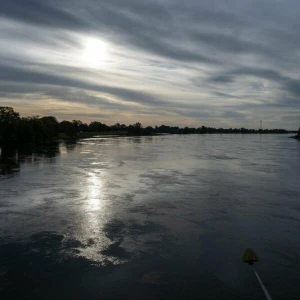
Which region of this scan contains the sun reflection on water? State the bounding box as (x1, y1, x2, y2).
(77, 170, 109, 261)
(87, 172, 103, 211)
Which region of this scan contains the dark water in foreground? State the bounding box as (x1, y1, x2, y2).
(0, 134, 300, 299)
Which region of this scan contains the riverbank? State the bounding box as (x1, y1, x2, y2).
(58, 131, 128, 140)
(1, 132, 297, 147)
(58, 131, 163, 140)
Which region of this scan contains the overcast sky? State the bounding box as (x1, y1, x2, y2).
(0, 0, 299, 129)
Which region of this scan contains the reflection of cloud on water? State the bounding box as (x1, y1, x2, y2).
(99, 218, 168, 264)
(0, 230, 180, 299)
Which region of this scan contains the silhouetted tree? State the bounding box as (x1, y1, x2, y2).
(0, 107, 19, 123)
(72, 120, 82, 132)
(18, 118, 34, 142)
(89, 121, 108, 132)
(59, 120, 76, 138)
(0, 106, 293, 145)
(0, 107, 20, 142)
(128, 122, 143, 135)
(111, 123, 121, 130)
(143, 126, 154, 134)
(40, 116, 59, 140)
(0, 107, 60, 144)
(79, 122, 89, 132)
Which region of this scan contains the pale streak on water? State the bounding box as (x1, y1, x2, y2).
(0, 134, 300, 299)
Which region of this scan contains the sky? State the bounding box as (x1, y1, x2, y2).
(0, 0, 299, 129)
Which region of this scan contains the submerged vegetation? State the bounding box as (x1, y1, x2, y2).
(0, 107, 294, 145)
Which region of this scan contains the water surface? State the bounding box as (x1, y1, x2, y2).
(1, 134, 300, 299)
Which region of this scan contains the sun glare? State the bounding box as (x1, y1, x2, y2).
(84, 38, 107, 66)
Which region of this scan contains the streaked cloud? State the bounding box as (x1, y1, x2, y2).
(0, 0, 299, 129)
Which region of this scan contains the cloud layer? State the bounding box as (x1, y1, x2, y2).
(1, 0, 299, 129)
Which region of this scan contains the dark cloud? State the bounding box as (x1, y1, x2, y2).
(0, 0, 86, 29)
(207, 66, 300, 102)
(221, 111, 246, 119)
(266, 97, 300, 108)
(283, 79, 300, 98)
(281, 115, 300, 121)
(192, 31, 269, 55)
(208, 67, 284, 84)
(178, 109, 219, 119)
(51, 112, 108, 119)
(208, 75, 233, 84)
(230, 67, 283, 81)
(0, 64, 169, 107)
(214, 92, 239, 99)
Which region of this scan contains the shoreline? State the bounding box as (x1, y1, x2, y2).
(1, 132, 299, 147)
(290, 135, 300, 140)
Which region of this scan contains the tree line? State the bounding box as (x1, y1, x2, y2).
(0, 106, 294, 145)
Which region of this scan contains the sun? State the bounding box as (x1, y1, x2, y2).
(84, 38, 107, 66)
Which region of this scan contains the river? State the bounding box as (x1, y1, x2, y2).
(0, 134, 300, 299)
